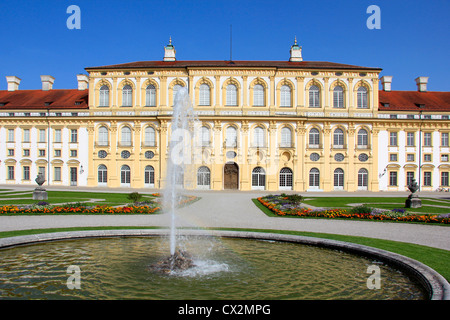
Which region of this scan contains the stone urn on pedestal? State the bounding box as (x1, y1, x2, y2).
(33, 173, 48, 200)
(405, 179, 421, 208)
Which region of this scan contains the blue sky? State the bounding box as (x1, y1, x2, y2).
(0, 0, 449, 91)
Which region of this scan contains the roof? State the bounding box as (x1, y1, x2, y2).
(85, 60, 382, 71)
(379, 91, 450, 112)
(0, 89, 88, 110)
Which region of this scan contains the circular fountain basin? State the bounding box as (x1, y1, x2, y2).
(0, 229, 448, 300)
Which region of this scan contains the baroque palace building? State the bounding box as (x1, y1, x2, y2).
(0, 39, 449, 192)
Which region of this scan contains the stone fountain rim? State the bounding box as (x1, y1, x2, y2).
(0, 228, 448, 300)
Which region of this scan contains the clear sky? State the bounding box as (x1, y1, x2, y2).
(0, 0, 449, 91)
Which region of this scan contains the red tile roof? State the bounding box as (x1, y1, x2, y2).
(85, 60, 382, 71)
(379, 91, 450, 112)
(0, 89, 88, 110)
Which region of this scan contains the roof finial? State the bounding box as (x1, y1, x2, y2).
(169, 36, 172, 45)
(294, 36, 297, 45)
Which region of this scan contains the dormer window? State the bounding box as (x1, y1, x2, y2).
(382, 103, 390, 108)
(44, 102, 52, 106)
(0, 102, 8, 106)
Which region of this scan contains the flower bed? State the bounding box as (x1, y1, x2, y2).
(257, 195, 450, 224)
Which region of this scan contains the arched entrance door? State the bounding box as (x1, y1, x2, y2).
(224, 162, 239, 189)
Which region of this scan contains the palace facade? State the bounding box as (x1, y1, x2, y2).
(1, 40, 449, 192)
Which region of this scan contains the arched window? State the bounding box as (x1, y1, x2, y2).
(197, 166, 211, 188)
(279, 167, 293, 189)
(226, 126, 237, 147)
(252, 167, 266, 189)
(121, 126, 132, 146)
(226, 84, 237, 106)
(334, 168, 344, 188)
(253, 126, 265, 147)
(333, 86, 344, 108)
(309, 85, 320, 108)
(144, 126, 156, 147)
(280, 85, 291, 107)
(145, 84, 156, 107)
(98, 165, 107, 184)
(358, 168, 368, 188)
(121, 165, 131, 185)
(357, 129, 368, 148)
(281, 127, 292, 148)
(99, 85, 109, 107)
(357, 86, 368, 109)
(309, 128, 320, 147)
(144, 166, 155, 186)
(173, 84, 183, 103)
(200, 126, 210, 147)
(333, 128, 344, 148)
(253, 84, 265, 106)
(199, 84, 211, 106)
(98, 126, 109, 146)
(122, 85, 132, 106)
(309, 168, 320, 188)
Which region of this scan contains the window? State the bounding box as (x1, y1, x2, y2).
(39, 149, 46, 157)
(406, 172, 415, 186)
(122, 85, 132, 106)
(197, 166, 210, 188)
(200, 126, 210, 147)
(121, 126, 132, 146)
(54, 167, 62, 181)
(23, 149, 30, 157)
(38, 167, 45, 178)
(54, 149, 61, 157)
(121, 165, 131, 184)
(173, 84, 183, 102)
(8, 149, 14, 156)
(309, 168, 320, 187)
(145, 85, 156, 107)
(389, 154, 398, 162)
(71, 129, 78, 143)
(389, 132, 398, 146)
(442, 172, 449, 187)
(406, 132, 415, 146)
(423, 132, 432, 147)
(407, 154, 415, 162)
(226, 84, 238, 106)
(442, 132, 449, 147)
(199, 84, 210, 106)
(389, 172, 398, 186)
(39, 129, 46, 143)
(8, 129, 14, 142)
(226, 126, 237, 147)
(23, 129, 30, 142)
(357, 129, 368, 148)
(99, 85, 110, 107)
(98, 165, 107, 183)
(357, 87, 368, 109)
(281, 127, 292, 148)
(70, 150, 77, 157)
(98, 126, 109, 146)
(309, 85, 320, 108)
(334, 168, 344, 188)
(441, 154, 449, 162)
(333, 128, 344, 148)
(253, 84, 264, 106)
(358, 168, 368, 187)
(55, 129, 62, 143)
(144, 126, 156, 147)
(424, 154, 432, 162)
(253, 126, 265, 147)
(333, 86, 344, 108)
(279, 167, 293, 189)
(423, 172, 432, 186)
(251, 167, 266, 188)
(280, 85, 291, 107)
(145, 166, 155, 185)
(309, 128, 320, 147)
(23, 166, 30, 180)
(7, 166, 14, 180)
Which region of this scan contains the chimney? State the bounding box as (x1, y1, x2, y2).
(76, 74, 89, 90)
(289, 37, 303, 62)
(415, 76, 429, 92)
(6, 76, 21, 91)
(380, 76, 393, 91)
(163, 37, 176, 61)
(41, 75, 55, 91)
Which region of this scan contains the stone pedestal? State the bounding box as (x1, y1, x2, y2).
(405, 194, 422, 208)
(33, 188, 48, 200)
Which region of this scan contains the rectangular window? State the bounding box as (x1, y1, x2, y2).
(423, 132, 432, 147)
(71, 129, 78, 143)
(407, 154, 415, 162)
(389, 171, 398, 186)
(8, 129, 14, 142)
(406, 132, 415, 147)
(8, 149, 14, 156)
(423, 172, 432, 186)
(389, 132, 398, 146)
(389, 153, 398, 162)
(441, 154, 449, 162)
(424, 154, 432, 162)
(23, 149, 30, 157)
(39, 149, 46, 157)
(55, 129, 62, 143)
(23, 129, 30, 142)
(54, 167, 62, 181)
(39, 129, 46, 143)
(54, 149, 61, 157)
(23, 166, 30, 180)
(442, 132, 449, 147)
(7, 166, 14, 180)
(406, 172, 415, 186)
(442, 172, 449, 187)
(70, 150, 77, 157)
(38, 166, 45, 178)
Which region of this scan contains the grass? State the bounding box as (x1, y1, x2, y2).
(0, 226, 448, 282)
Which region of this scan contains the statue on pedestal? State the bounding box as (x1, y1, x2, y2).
(405, 179, 421, 208)
(33, 173, 48, 200)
